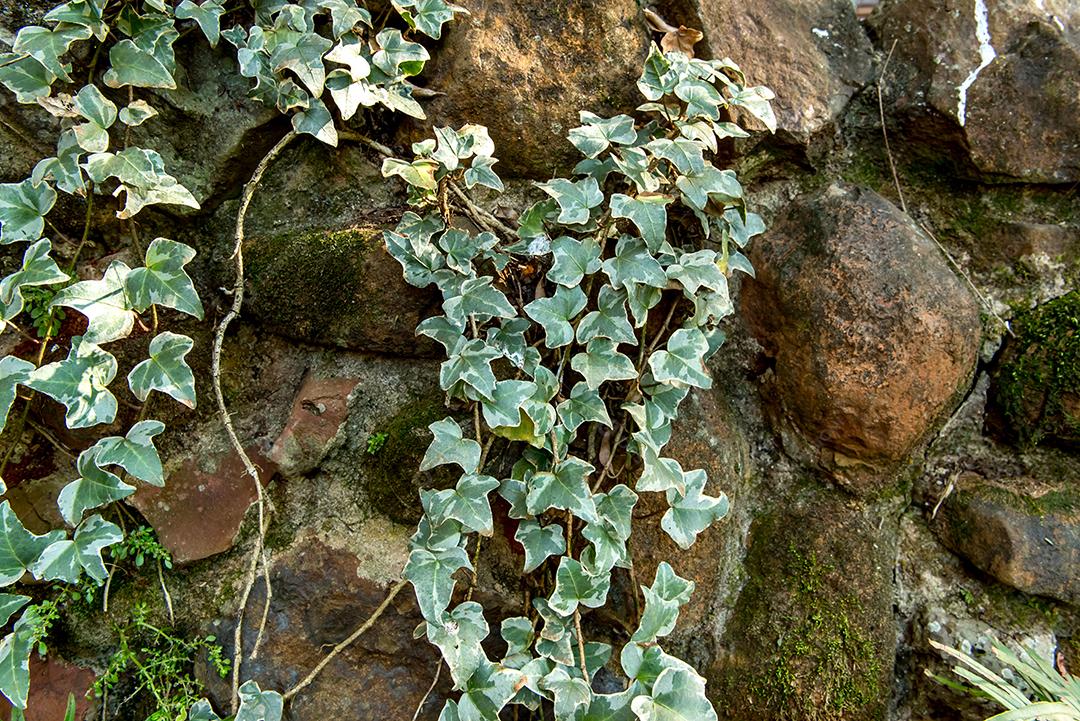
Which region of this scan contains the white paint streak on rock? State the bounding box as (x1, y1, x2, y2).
(956, 0, 997, 126)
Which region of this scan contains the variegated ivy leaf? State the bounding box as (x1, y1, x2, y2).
(638, 44, 677, 101)
(384, 226, 446, 288)
(32, 129, 85, 196)
(125, 237, 204, 318)
(444, 277, 516, 323)
(176, 0, 225, 48)
(464, 156, 504, 192)
(58, 446, 135, 526)
(0, 596, 29, 628)
(636, 448, 685, 495)
(729, 85, 777, 133)
(92, 419, 166, 485)
(675, 78, 723, 121)
(422, 474, 499, 536)
(405, 544, 472, 624)
(0, 179, 56, 244)
(12, 24, 90, 83)
(646, 138, 705, 175)
(526, 456, 598, 524)
(662, 468, 728, 550)
(688, 286, 733, 328)
(548, 556, 610, 616)
(0, 239, 69, 321)
(579, 688, 637, 721)
(326, 68, 376, 121)
(630, 667, 717, 721)
(0, 501, 64, 587)
(539, 667, 591, 719)
(500, 616, 534, 667)
(666, 249, 725, 295)
(235, 680, 284, 721)
(722, 207, 765, 248)
(546, 236, 601, 289)
(440, 339, 500, 400)
(632, 562, 694, 644)
(0, 54, 55, 105)
(536, 177, 603, 226)
(372, 28, 429, 78)
(439, 229, 497, 275)
(292, 97, 338, 146)
(649, 328, 711, 389)
(676, 119, 717, 154)
(484, 317, 529, 368)
(514, 519, 565, 573)
(127, 331, 196, 408)
(381, 157, 439, 191)
(26, 337, 117, 429)
(421, 417, 481, 474)
(188, 699, 222, 721)
(0, 356, 34, 436)
(498, 478, 530, 520)
(51, 260, 133, 344)
(480, 380, 537, 429)
(674, 165, 742, 213)
(0, 606, 39, 708)
(609, 193, 671, 253)
(615, 146, 663, 194)
(602, 236, 666, 290)
(82, 147, 199, 218)
(567, 111, 637, 159)
(426, 601, 489, 688)
(595, 484, 637, 541)
(456, 661, 523, 721)
(103, 24, 179, 90)
(30, 513, 122, 584)
(556, 382, 611, 433)
(71, 84, 117, 153)
(571, 338, 637, 391)
(420, 315, 466, 355)
(270, 28, 332, 97)
(626, 283, 662, 328)
(582, 485, 637, 574)
(577, 286, 636, 345)
(524, 285, 587, 349)
(45, 0, 108, 41)
(313, 0, 374, 38)
(394, 0, 466, 40)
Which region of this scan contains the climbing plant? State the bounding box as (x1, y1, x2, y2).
(383, 43, 775, 720)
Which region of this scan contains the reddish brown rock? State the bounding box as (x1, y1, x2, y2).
(270, 375, 359, 476)
(741, 182, 981, 492)
(0, 656, 95, 721)
(129, 444, 276, 563)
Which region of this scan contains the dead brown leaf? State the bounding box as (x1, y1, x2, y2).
(661, 25, 704, 57)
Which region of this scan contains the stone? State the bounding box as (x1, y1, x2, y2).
(871, 0, 1080, 183)
(741, 182, 981, 491)
(0, 656, 95, 721)
(129, 442, 276, 564)
(933, 474, 1080, 605)
(269, 375, 359, 476)
(396, 0, 652, 178)
(711, 488, 897, 721)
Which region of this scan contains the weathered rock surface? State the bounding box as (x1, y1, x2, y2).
(741, 182, 981, 491)
(269, 375, 359, 476)
(398, 0, 651, 178)
(872, 0, 1080, 183)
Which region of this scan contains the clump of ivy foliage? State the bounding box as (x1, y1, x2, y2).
(384, 44, 776, 720)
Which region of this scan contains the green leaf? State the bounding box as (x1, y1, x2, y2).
(421, 417, 481, 474)
(524, 286, 587, 349)
(666, 250, 726, 295)
(526, 457, 598, 524)
(12, 25, 90, 82)
(539, 667, 591, 719)
(426, 601, 489, 687)
(31, 514, 122, 584)
(405, 544, 472, 623)
(674, 166, 741, 212)
(481, 380, 537, 429)
(0, 239, 69, 321)
(118, 99, 158, 127)
(93, 419, 165, 486)
(610, 194, 671, 253)
(674, 78, 722, 121)
(32, 130, 85, 196)
(536, 177, 603, 226)
(626, 283, 662, 328)
(394, 0, 465, 39)
(648, 328, 712, 389)
(51, 260, 133, 344)
(464, 156, 503, 192)
(440, 339, 500, 400)
(45, 0, 108, 41)
(292, 96, 338, 146)
(127, 331, 196, 408)
(548, 556, 610, 616)
(0, 357, 33, 436)
(176, 0, 225, 47)
(236, 679, 284, 721)
(438, 228, 496, 275)
(602, 236, 666, 290)
(546, 236, 601, 289)
(83, 147, 199, 218)
(572, 338, 637, 390)
(568, 111, 637, 158)
(0, 596, 29, 628)
(0, 609, 37, 709)
(646, 138, 704, 175)
(457, 661, 522, 721)
(372, 29, 429, 77)
(0, 501, 64, 587)
(0, 54, 55, 104)
(577, 286, 636, 345)
(630, 667, 716, 721)
(635, 449, 684, 494)
(188, 699, 222, 721)
(729, 85, 777, 133)
(613, 146, 661, 194)
(381, 157, 439, 191)
(662, 469, 727, 550)
(103, 39, 176, 90)
(514, 520, 565, 573)
(632, 561, 694, 643)
(270, 29, 332, 96)
(638, 44, 676, 101)
(57, 447, 135, 526)
(422, 474, 499, 535)
(444, 278, 516, 323)
(125, 237, 204, 318)
(580, 688, 637, 721)
(0, 179, 56, 244)
(556, 382, 611, 433)
(25, 337, 117, 429)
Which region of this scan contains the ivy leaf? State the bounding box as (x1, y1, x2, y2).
(421, 417, 481, 474)
(93, 419, 166, 485)
(71, 84, 117, 153)
(292, 97, 338, 146)
(675, 166, 742, 213)
(57, 447, 135, 526)
(595, 484, 637, 542)
(630, 667, 716, 721)
(384, 227, 445, 287)
(25, 338, 117, 429)
(118, 99, 157, 126)
(556, 382, 611, 433)
(32, 130, 85, 196)
(626, 284, 662, 328)
(0, 596, 29, 628)
(83, 147, 199, 218)
(577, 286, 636, 346)
(419, 315, 466, 355)
(405, 545, 472, 624)
(0, 239, 69, 321)
(0, 608, 37, 709)
(539, 667, 591, 719)
(30, 514, 122, 584)
(423, 474, 499, 536)
(440, 339, 500, 400)
(613, 146, 661, 194)
(646, 138, 705, 175)
(635, 449, 684, 494)
(125, 237, 204, 319)
(638, 44, 676, 101)
(514, 520, 565, 573)
(546, 236, 601, 289)
(444, 278, 516, 323)
(0, 179, 56, 245)
(666, 250, 725, 296)
(236, 680, 284, 721)
(394, 0, 465, 40)
(127, 331, 196, 408)
(438, 229, 496, 275)
(464, 156, 503, 192)
(648, 328, 712, 389)
(481, 380, 537, 429)
(0, 501, 64, 587)
(176, 0, 225, 47)
(631, 562, 694, 643)
(372, 29, 429, 78)
(602, 236, 666, 290)
(582, 486, 637, 574)
(103, 38, 177, 90)
(0, 357, 33, 436)
(381, 157, 439, 191)
(524, 286, 587, 349)
(0, 54, 55, 104)
(500, 616, 534, 667)
(548, 556, 610, 616)
(580, 688, 637, 721)
(536, 177, 603, 226)
(609, 194, 671, 253)
(498, 478, 530, 520)
(426, 601, 489, 688)
(729, 85, 777, 133)
(674, 79, 722, 121)
(571, 339, 637, 391)
(526, 456, 598, 524)
(270, 30, 332, 97)
(189, 699, 222, 721)
(45, 0, 108, 41)
(457, 661, 522, 721)
(662, 469, 728, 550)
(568, 112, 637, 159)
(50, 260, 132, 344)
(12, 25, 90, 82)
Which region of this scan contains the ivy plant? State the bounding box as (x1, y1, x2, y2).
(383, 44, 774, 720)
